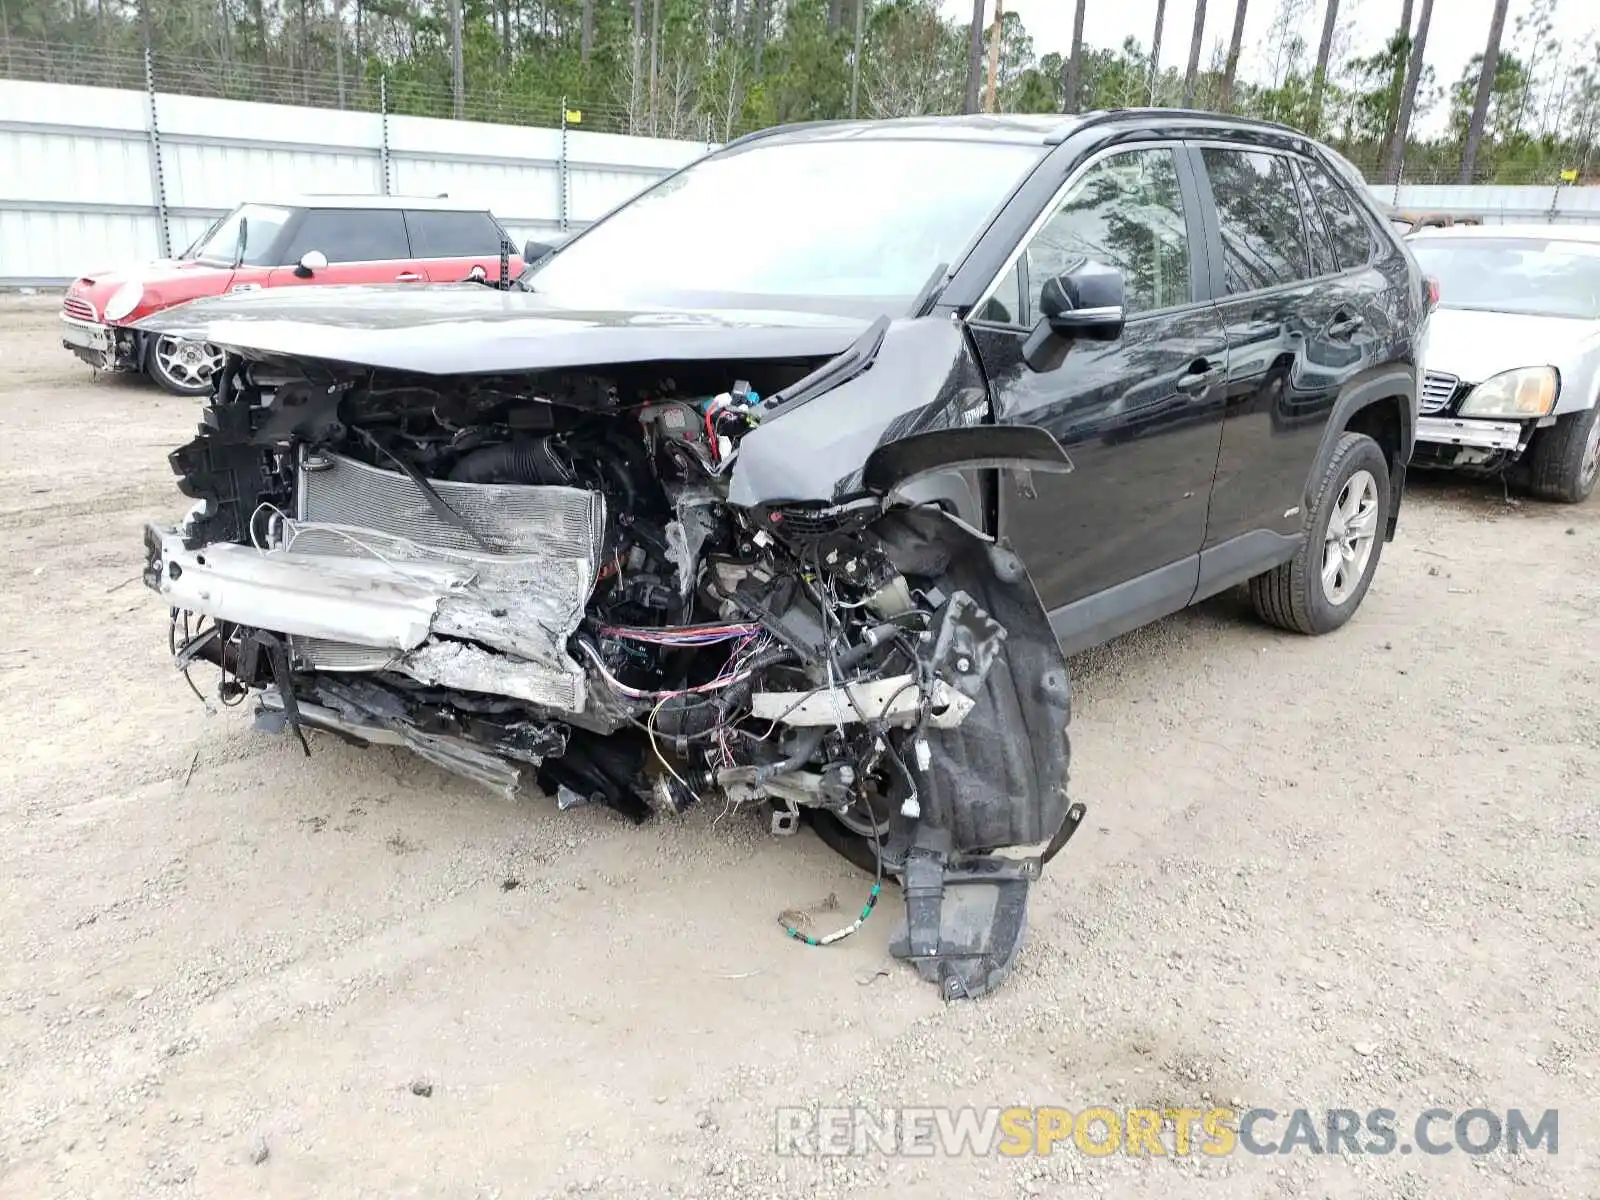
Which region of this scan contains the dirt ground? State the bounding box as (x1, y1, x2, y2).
(0, 291, 1596, 1200)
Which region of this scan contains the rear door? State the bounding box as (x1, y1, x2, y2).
(405, 209, 523, 283)
(965, 143, 1230, 648)
(1193, 144, 1385, 572)
(265, 208, 423, 287)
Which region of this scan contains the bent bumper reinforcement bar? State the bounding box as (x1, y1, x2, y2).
(1415, 415, 1523, 453)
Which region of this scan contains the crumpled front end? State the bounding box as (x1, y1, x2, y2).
(143, 338, 1080, 999)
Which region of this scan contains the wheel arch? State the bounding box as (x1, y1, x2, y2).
(889, 469, 990, 533)
(1307, 364, 1416, 540)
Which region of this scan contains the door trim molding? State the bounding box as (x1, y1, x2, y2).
(1194, 530, 1301, 603)
(1047, 556, 1199, 656)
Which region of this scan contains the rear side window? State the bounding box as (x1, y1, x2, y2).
(283, 210, 411, 263)
(406, 210, 506, 258)
(1200, 148, 1312, 294)
(1301, 160, 1377, 271)
(1291, 161, 1339, 276)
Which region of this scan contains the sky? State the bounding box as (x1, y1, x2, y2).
(938, 0, 1600, 136)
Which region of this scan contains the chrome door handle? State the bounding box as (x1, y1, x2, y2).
(396, 271, 424, 283)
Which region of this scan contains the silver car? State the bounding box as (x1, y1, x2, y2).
(1409, 223, 1600, 503)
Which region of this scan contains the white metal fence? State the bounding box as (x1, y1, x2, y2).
(2, 75, 1598, 287)
(0, 77, 713, 287)
(1369, 182, 1600, 226)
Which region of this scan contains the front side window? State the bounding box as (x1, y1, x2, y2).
(977, 259, 1026, 325)
(406, 210, 505, 258)
(1202, 148, 1313, 294)
(189, 204, 293, 266)
(1010, 147, 1192, 322)
(524, 138, 1045, 313)
(282, 210, 410, 264)
(1300, 160, 1377, 271)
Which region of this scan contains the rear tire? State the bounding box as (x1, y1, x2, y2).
(1249, 431, 1390, 636)
(1525, 406, 1600, 504)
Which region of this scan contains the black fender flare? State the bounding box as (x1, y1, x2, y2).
(863, 425, 1072, 497)
(1305, 362, 1417, 525)
(865, 425, 1075, 535)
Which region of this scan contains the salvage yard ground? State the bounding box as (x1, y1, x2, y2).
(0, 292, 1596, 1199)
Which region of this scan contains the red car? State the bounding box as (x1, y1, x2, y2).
(59, 195, 528, 395)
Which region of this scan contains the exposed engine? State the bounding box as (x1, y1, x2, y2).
(143, 353, 1079, 998)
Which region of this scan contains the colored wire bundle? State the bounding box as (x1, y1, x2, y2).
(642, 630, 776, 805)
(597, 621, 763, 647)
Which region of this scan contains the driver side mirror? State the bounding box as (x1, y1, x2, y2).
(1023, 260, 1126, 372)
(523, 239, 560, 265)
(294, 249, 328, 279)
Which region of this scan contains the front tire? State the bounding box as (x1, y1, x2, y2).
(1525, 406, 1600, 504)
(1250, 431, 1390, 636)
(808, 807, 892, 878)
(146, 334, 224, 397)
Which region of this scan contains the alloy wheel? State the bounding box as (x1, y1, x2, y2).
(1581, 413, 1600, 492)
(153, 335, 224, 394)
(1321, 468, 1380, 606)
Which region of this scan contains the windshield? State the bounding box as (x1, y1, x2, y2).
(188, 204, 294, 266)
(1410, 237, 1600, 320)
(523, 138, 1045, 313)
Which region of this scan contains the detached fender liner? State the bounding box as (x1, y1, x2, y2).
(873, 506, 1072, 851)
(870, 507, 1077, 1000)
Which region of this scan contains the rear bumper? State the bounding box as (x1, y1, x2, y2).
(1416, 415, 1524, 453)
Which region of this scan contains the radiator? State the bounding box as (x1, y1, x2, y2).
(284, 451, 605, 712)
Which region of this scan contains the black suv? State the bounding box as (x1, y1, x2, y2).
(944, 112, 1424, 648)
(138, 110, 1425, 998)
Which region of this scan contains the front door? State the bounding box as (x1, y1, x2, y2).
(965, 144, 1229, 651)
(265, 208, 425, 288)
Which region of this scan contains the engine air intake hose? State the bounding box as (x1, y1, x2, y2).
(447, 437, 575, 486)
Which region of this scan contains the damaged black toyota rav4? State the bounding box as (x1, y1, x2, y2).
(137, 111, 1424, 999)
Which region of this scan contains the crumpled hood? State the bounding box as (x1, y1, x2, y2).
(1421, 306, 1600, 384)
(134, 283, 870, 374)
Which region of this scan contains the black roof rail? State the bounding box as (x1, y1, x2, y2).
(726, 108, 1317, 152)
(1060, 106, 1310, 141)
(721, 118, 864, 151)
(728, 113, 1089, 149)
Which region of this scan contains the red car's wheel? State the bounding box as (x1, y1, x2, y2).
(148, 334, 224, 397)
